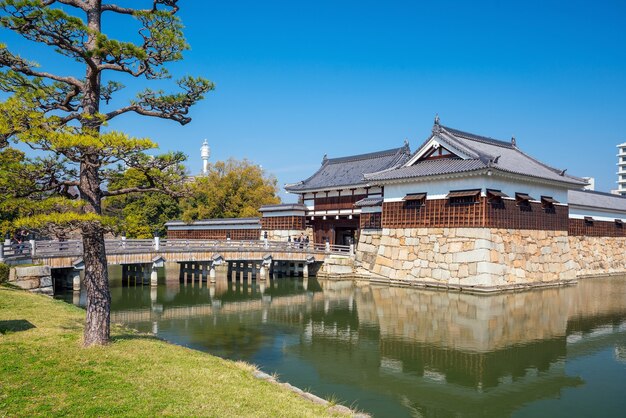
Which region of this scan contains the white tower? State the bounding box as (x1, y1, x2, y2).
(200, 139, 210, 175)
(617, 142, 626, 196)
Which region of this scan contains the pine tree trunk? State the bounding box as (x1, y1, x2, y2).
(81, 0, 110, 347)
(82, 223, 110, 346)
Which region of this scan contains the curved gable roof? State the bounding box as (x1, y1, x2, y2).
(367, 123, 587, 188)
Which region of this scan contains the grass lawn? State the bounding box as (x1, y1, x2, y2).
(0, 286, 340, 417)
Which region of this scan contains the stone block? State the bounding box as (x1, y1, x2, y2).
(39, 276, 53, 287)
(452, 249, 489, 264)
(31, 286, 53, 296)
(14, 278, 40, 290)
(14, 265, 51, 278)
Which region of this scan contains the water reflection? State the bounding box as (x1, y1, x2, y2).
(57, 274, 626, 418)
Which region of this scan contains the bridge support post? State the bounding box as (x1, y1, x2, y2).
(30, 239, 36, 257)
(303, 263, 309, 278)
(209, 265, 216, 283)
(151, 256, 165, 287)
(71, 269, 81, 292)
(150, 266, 158, 286)
(259, 265, 266, 280)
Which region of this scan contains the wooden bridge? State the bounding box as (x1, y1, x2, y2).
(1, 238, 354, 292)
(0, 238, 352, 267)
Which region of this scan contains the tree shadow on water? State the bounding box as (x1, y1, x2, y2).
(0, 319, 36, 334)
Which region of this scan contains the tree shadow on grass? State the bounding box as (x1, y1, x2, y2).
(0, 319, 36, 334)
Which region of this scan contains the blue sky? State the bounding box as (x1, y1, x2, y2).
(3, 0, 626, 201)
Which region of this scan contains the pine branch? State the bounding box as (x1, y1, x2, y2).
(104, 76, 214, 124)
(102, 0, 179, 15)
(0, 47, 84, 88)
(0, 2, 92, 64)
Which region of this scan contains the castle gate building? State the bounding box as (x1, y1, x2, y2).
(284, 145, 410, 245)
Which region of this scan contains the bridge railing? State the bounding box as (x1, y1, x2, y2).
(0, 238, 352, 262)
(0, 241, 34, 263)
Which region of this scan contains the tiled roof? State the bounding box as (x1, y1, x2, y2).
(258, 203, 307, 212)
(366, 124, 587, 187)
(365, 159, 485, 181)
(354, 197, 384, 207)
(285, 144, 410, 192)
(568, 190, 626, 212)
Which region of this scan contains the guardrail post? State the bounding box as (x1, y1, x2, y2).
(325, 241, 330, 252)
(153, 235, 160, 251)
(350, 243, 355, 255)
(0, 244, 4, 262)
(29, 239, 36, 257)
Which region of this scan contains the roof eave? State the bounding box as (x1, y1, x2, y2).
(366, 168, 490, 186)
(491, 168, 588, 189)
(284, 182, 373, 194)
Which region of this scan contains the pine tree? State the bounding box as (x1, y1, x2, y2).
(0, 0, 213, 346)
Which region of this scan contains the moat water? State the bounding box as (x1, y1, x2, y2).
(56, 269, 626, 418)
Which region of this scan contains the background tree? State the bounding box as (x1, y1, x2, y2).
(180, 158, 281, 221)
(104, 166, 181, 238)
(0, 0, 213, 346)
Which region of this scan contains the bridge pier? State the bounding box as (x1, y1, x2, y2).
(72, 269, 81, 291)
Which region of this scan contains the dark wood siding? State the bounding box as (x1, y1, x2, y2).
(167, 229, 260, 240)
(382, 198, 568, 230)
(568, 218, 626, 237)
(261, 216, 306, 230)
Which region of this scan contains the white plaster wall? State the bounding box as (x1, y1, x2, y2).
(569, 206, 626, 222)
(361, 206, 382, 214)
(383, 174, 569, 203)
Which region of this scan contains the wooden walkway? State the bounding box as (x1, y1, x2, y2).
(0, 239, 353, 269)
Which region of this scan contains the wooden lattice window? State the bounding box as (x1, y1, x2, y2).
(447, 189, 481, 205)
(515, 193, 534, 211)
(486, 189, 507, 209)
(403, 193, 426, 209)
(541, 196, 558, 214)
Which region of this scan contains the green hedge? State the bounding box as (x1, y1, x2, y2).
(0, 262, 9, 283)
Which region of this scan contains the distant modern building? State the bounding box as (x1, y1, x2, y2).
(582, 177, 595, 191)
(618, 142, 626, 196)
(201, 138, 211, 175)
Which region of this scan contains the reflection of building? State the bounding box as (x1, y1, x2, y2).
(107, 274, 626, 417)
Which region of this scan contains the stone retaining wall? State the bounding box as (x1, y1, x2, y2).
(8, 265, 53, 295)
(569, 235, 626, 277)
(356, 228, 577, 290)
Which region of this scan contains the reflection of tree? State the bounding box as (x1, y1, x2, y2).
(615, 345, 626, 364)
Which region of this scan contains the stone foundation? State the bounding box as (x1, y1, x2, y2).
(569, 235, 626, 277)
(8, 265, 53, 295)
(356, 228, 577, 291)
(317, 255, 355, 278)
